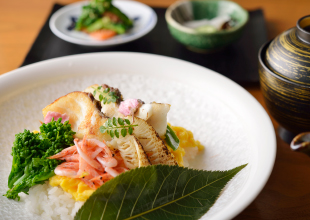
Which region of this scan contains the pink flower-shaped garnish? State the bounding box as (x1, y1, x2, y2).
(118, 99, 141, 116)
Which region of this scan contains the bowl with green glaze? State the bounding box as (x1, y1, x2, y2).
(165, 0, 249, 53)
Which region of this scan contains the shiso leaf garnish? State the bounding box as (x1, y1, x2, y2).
(74, 164, 247, 220)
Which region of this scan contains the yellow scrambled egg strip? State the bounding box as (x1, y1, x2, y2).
(48, 125, 203, 201)
(49, 175, 95, 201)
(168, 124, 204, 166)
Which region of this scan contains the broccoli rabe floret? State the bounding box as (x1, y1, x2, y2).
(4, 118, 76, 200)
(40, 118, 75, 157)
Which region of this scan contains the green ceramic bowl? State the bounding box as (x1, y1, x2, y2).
(165, 0, 249, 52)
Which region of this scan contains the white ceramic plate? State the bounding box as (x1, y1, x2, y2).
(0, 52, 276, 220)
(49, 1, 157, 46)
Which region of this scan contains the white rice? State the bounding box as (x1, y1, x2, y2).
(25, 183, 83, 220)
(183, 147, 199, 167)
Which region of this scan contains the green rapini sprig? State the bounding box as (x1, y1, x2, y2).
(92, 86, 119, 104)
(4, 118, 76, 200)
(100, 117, 137, 138)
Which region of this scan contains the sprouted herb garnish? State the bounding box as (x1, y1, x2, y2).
(92, 86, 119, 104)
(100, 117, 138, 138)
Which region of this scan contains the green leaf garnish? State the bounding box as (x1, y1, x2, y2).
(100, 117, 137, 138)
(99, 94, 103, 102)
(107, 118, 113, 127)
(110, 96, 116, 103)
(112, 117, 117, 126)
(92, 86, 119, 105)
(165, 125, 180, 151)
(110, 130, 114, 138)
(100, 126, 107, 133)
(115, 129, 120, 138)
(128, 126, 133, 135)
(121, 128, 127, 137)
(103, 97, 107, 104)
(118, 118, 124, 125)
(75, 164, 247, 220)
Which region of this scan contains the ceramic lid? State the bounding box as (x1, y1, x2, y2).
(265, 15, 310, 86)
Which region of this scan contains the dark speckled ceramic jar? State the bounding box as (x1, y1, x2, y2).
(259, 15, 310, 139)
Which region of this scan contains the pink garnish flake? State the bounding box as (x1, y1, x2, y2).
(44, 111, 69, 124)
(118, 99, 140, 116)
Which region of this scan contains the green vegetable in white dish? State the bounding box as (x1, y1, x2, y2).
(4, 118, 75, 200)
(75, 0, 133, 40)
(165, 124, 180, 151)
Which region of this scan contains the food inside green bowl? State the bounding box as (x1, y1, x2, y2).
(75, 0, 133, 40)
(183, 15, 238, 33)
(195, 25, 217, 33)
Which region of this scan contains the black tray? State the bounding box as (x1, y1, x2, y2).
(21, 4, 268, 84)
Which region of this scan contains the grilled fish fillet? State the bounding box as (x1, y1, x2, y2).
(85, 85, 177, 165)
(42, 91, 150, 168)
(85, 85, 170, 137)
(84, 84, 122, 118)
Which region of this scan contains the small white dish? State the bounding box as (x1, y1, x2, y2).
(49, 0, 157, 47)
(0, 52, 276, 220)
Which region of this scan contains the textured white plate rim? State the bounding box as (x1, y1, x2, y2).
(49, 0, 157, 46)
(0, 52, 276, 220)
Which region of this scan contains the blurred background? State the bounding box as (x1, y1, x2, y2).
(0, 0, 309, 74)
